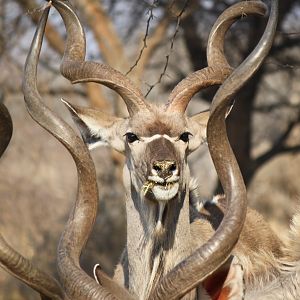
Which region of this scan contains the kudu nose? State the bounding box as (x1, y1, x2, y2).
(152, 160, 177, 179)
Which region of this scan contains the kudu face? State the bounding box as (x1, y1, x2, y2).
(65, 101, 208, 232)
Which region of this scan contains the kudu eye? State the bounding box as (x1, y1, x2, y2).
(179, 132, 192, 143)
(125, 132, 139, 143)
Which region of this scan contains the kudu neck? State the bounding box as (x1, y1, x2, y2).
(122, 165, 193, 298)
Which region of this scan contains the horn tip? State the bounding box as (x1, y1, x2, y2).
(93, 264, 101, 284)
(61, 98, 78, 115)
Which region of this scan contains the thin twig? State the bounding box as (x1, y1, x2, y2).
(145, 0, 190, 98)
(255, 102, 300, 113)
(264, 61, 300, 70)
(255, 113, 300, 168)
(24, 0, 52, 16)
(126, 0, 159, 75)
(277, 31, 300, 36)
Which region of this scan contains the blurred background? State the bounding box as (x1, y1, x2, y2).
(0, 0, 300, 298)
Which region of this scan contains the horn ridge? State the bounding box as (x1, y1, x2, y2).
(166, 1, 267, 113)
(52, 0, 148, 116)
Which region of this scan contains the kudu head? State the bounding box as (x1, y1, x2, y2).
(63, 98, 210, 235)
(55, 0, 263, 238)
(19, 0, 278, 299)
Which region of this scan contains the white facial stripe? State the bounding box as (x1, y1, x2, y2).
(141, 134, 161, 143)
(141, 134, 177, 143)
(88, 140, 107, 150)
(163, 134, 177, 142)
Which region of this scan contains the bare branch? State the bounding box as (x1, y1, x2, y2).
(277, 31, 300, 36)
(86, 83, 112, 111)
(126, 0, 159, 75)
(17, 0, 65, 54)
(17, 0, 112, 109)
(254, 113, 300, 168)
(255, 102, 300, 113)
(134, 17, 170, 81)
(145, 0, 190, 97)
(73, 0, 126, 68)
(265, 61, 300, 70)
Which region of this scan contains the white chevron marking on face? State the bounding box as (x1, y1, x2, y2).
(141, 134, 177, 143)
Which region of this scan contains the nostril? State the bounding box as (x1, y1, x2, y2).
(153, 164, 161, 172)
(169, 163, 177, 172)
(152, 161, 177, 175)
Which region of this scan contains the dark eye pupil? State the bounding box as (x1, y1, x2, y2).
(179, 132, 190, 142)
(126, 132, 139, 143)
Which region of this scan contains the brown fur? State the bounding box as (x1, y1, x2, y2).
(190, 195, 284, 289)
(145, 138, 181, 176)
(283, 206, 300, 261)
(129, 105, 187, 138)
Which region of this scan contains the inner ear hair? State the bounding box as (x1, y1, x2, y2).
(61, 99, 120, 149)
(190, 110, 210, 127)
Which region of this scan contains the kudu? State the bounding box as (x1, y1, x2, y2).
(0, 0, 299, 299)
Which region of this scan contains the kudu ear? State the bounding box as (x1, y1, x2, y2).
(187, 105, 234, 153)
(62, 99, 126, 152)
(187, 110, 210, 152)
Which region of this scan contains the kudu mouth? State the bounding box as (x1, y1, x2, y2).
(142, 162, 181, 233)
(142, 161, 180, 202)
(142, 176, 180, 201)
